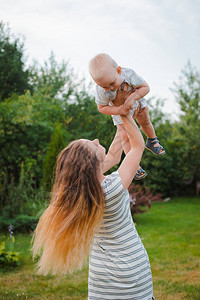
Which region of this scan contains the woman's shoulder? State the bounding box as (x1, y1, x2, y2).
(101, 172, 129, 211)
(101, 171, 120, 184)
(101, 171, 124, 194)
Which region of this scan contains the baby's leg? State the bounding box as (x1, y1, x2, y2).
(136, 106, 165, 155)
(136, 106, 155, 138)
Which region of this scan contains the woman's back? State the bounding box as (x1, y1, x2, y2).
(32, 110, 154, 299)
(88, 171, 153, 300)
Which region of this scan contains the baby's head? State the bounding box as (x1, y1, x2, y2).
(89, 53, 122, 91)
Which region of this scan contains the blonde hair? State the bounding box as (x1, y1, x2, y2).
(89, 53, 118, 80)
(32, 140, 104, 275)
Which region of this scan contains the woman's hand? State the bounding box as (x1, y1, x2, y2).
(112, 83, 135, 107)
(118, 104, 130, 115)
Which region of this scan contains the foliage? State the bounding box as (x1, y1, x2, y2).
(0, 58, 72, 214)
(140, 64, 200, 197)
(42, 124, 69, 191)
(0, 153, 47, 218)
(129, 182, 163, 215)
(0, 241, 21, 269)
(29, 52, 74, 99)
(171, 62, 200, 184)
(0, 215, 39, 232)
(0, 39, 114, 220)
(63, 90, 114, 143)
(0, 226, 21, 269)
(0, 92, 60, 185)
(134, 97, 175, 196)
(1, 19, 200, 224)
(0, 21, 30, 101)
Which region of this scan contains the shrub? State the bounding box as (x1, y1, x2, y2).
(0, 225, 21, 270)
(129, 183, 163, 216)
(0, 162, 47, 224)
(0, 215, 39, 232)
(42, 124, 67, 191)
(0, 241, 21, 269)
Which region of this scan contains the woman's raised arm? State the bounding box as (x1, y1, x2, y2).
(117, 114, 145, 191)
(102, 129, 123, 174)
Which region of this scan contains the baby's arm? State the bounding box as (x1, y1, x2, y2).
(96, 84, 130, 116)
(97, 104, 129, 116)
(124, 81, 150, 110)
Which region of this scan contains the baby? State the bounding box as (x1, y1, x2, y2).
(89, 53, 165, 180)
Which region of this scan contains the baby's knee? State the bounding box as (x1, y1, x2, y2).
(137, 107, 151, 126)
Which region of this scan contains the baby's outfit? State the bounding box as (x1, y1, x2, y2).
(95, 67, 147, 125)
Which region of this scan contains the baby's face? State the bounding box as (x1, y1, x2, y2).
(95, 68, 122, 91)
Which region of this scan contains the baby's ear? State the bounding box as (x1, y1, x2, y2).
(117, 66, 121, 74)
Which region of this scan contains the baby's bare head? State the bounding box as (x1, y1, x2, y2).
(89, 53, 118, 81)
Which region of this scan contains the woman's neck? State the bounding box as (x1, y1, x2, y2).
(98, 166, 106, 184)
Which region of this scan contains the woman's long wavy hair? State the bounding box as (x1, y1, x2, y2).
(32, 140, 104, 275)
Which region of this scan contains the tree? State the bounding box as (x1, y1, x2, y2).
(29, 52, 74, 99)
(0, 22, 30, 100)
(0, 52, 102, 215)
(42, 125, 68, 191)
(135, 97, 175, 196)
(171, 62, 200, 189)
(63, 89, 114, 141)
(140, 64, 200, 197)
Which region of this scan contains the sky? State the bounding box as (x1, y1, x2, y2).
(1, 0, 200, 119)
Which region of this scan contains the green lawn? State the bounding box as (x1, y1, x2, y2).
(0, 197, 200, 300)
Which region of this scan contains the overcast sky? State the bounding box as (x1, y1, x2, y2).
(1, 0, 200, 119)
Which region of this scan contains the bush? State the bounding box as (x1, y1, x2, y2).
(0, 169, 46, 232)
(0, 226, 22, 270)
(42, 124, 68, 191)
(0, 241, 21, 269)
(129, 183, 163, 216)
(0, 215, 39, 232)
(0, 162, 47, 219)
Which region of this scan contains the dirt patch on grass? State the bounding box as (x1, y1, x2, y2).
(154, 291, 186, 300)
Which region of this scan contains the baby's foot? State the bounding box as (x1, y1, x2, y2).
(134, 167, 147, 180)
(146, 137, 166, 156)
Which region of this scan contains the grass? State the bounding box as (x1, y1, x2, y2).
(135, 197, 200, 300)
(0, 197, 200, 299)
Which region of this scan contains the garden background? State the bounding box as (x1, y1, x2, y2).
(0, 21, 200, 299)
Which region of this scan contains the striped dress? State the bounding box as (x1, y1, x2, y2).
(88, 171, 154, 300)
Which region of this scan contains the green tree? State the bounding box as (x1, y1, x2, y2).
(141, 63, 200, 197)
(42, 125, 69, 191)
(171, 62, 200, 189)
(0, 22, 30, 100)
(135, 97, 174, 196)
(29, 52, 74, 99)
(0, 53, 97, 216)
(63, 89, 115, 145)
(0, 91, 66, 212)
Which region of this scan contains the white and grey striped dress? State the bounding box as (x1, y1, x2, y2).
(88, 171, 154, 300)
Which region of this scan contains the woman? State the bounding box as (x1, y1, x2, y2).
(32, 86, 154, 299)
